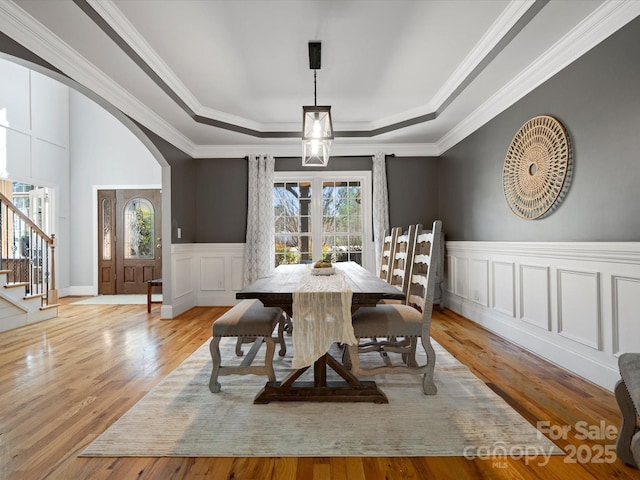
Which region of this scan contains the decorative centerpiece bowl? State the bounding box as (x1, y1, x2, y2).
(310, 260, 335, 275)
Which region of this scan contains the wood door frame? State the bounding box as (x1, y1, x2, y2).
(97, 188, 162, 295)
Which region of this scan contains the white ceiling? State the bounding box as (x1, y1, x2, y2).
(1, 0, 639, 158)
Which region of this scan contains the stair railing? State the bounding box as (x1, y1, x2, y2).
(0, 192, 56, 307)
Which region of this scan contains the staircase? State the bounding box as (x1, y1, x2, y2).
(0, 192, 58, 332)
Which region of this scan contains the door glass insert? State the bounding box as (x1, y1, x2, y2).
(102, 198, 112, 260)
(124, 198, 154, 259)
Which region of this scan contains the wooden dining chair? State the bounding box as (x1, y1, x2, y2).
(350, 224, 417, 366)
(429, 229, 446, 310)
(378, 227, 400, 283)
(345, 220, 443, 395)
(387, 225, 417, 296)
(209, 299, 284, 393)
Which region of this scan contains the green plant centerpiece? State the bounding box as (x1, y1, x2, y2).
(313, 260, 332, 268)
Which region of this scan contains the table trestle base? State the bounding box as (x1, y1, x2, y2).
(254, 380, 388, 404)
(253, 352, 388, 404)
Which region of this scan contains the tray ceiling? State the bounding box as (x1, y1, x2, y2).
(1, 0, 639, 157)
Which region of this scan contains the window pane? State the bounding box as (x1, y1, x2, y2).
(275, 235, 288, 248)
(273, 180, 314, 264)
(282, 216, 300, 233)
(349, 215, 361, 231)
(124, 198, 154, 259)
(274, 176, 365, 267)
(349, 235, 363, 264)
(335, 215, 348, 233)
(323, 216, 334, 233)
(298, 181, 311, 197)
(322, 235, 335, 263)
(299, 215, 311, 233)
(334, 235, 348, 246)
(274, 216, 285, 233)
(285, 182, 299, 197)
(298, 235, 312, 255)
(275, 183, 299, 217)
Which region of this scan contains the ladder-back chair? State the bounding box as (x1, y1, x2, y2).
(378, 227, 400, 283)
(387, 225, 418, 297)
(346, 220, 442, 395)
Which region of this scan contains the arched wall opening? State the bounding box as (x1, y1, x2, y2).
(0, 48, 176, 313)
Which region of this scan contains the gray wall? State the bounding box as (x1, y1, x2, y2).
(387, 156, 440, 230)
(186, 155, 439, 243)
(182, 13, 640, 246)
(194, 158, 248, 243)
(276, 156, 371, 172)
(170, 160, 197, 243)
(134, 124, 195, 244)
(439, 15, 640, 241)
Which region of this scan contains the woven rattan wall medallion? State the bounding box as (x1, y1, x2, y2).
(502, 115, 571, 219)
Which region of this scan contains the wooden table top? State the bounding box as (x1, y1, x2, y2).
(236, 262, 405, 313)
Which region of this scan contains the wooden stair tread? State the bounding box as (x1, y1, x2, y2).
(24, 294, 46, 300)
(40, 303, 60, 310)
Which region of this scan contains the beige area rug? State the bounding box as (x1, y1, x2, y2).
(71, 294, 161, 305)
(81, 336, 563, 457)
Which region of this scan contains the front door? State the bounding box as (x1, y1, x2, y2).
(98, 189, 162, 294)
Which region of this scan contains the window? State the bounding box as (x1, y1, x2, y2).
(274, 171, 373, 271)
(123, 197, 155, 259)
(12, 182, 33, 217)
(10, 182, 55, 258)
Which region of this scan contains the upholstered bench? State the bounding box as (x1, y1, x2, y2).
(615, 353, 640, 468)
(209, 299, 283, 393)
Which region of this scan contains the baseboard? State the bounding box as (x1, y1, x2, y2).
(445, 293, 618, 392)
(64, 286, 96, 297)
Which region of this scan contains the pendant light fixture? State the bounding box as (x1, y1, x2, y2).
(302, 41, 333, 167)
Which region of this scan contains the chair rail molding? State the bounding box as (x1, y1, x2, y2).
(444, 241, 640, 391)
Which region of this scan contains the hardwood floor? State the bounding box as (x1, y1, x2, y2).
(0, 300, 639, 479)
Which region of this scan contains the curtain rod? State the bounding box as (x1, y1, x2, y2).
(242, 154, 395, 160)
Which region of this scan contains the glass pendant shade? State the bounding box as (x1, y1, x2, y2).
(302, 105, 333, 167)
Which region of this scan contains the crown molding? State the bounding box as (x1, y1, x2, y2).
(83, 0, 541, 137)
(437, 0, 640, 154)
(430, 0, 538, 109)
(85, 0, 265, 133)
(0, 0, 442, 158)
(86, 0, 289, 133)
(0, 0, 198, 157)
(3, 0, 638, 160)
(354, 0, 538, 131)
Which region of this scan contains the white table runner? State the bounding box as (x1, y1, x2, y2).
(291, 268, 357, 368)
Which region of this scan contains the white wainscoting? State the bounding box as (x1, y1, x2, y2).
(445, 242, 640, 392)
(170, 243, 245, 315)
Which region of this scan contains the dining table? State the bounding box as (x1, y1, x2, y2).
(236, 261, 405, 403)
